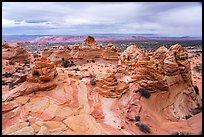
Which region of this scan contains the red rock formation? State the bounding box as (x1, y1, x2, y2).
(42, 46, 72, 65)
(118, 45, 145, 74)
(27, 57, 58, 82)
(2, 41, 202, 135)
(82, 36, 98, 47)
(70, 36, 102, 59)
(122, 44, 200, 121)
(93, 70, 128, 98)
(102, 43, 119, 60)
(2, 43, 29, 63)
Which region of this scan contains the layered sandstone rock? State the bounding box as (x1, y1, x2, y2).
(3, 57, 58, 101)
(152, 46, 168, 74)
(93, 70, 128, 98)
(163, 44, 192, 86)
(27, 57, 58, 83)
(118, 45, 145, 74)
(102, 43, 119, 60)
(127, 47, 168, 91)
(2, 40, 202, 135)
(2, 43, 29, 63)
(70, 36, 102, 59)
(42, 46, 72, 65)
(127, 44, 200, 120)
(82, 36, 98, 47)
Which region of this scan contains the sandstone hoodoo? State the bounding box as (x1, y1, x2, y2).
(82, 36, 98, 47)
(3, 57, 58, 101)
(118, 45, 145, 74)
(27, 56, 58, 83)
(2, 43, 30, 63)
(2, 37, 202, 135)
(102, 43, 119, 60)
(93, 70, 129, 98)
(163, 43, 192, 86)
(71, 36, 102, 59)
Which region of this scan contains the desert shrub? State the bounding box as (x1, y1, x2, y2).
(88, 73, 93, 78)
(90, 79, 96, 86)
(62, 60, 69, 68)
(2, 80, 8, 85)
(33, 53, 39, 58)
(193, 85, 199, 95)
(9, 80, 15, 88)
(137, 88, 151, 98)
(33, 70, 40, 76)
(62, 60, 75, 68)
(87, 60, 89, 63)
(135, 116, 140, 122)
(73, 68, 80, 71)
(8, 60, 15, 65)
(192, 105, 202, 115)
(24, 59, 29, 65)
(193, 64, 202, 74)
(171, 132, 185, 135)
(184, 115, 192, 120)
(62, 58, 65, 61)
(135, 122, 151, 133)
(92, 60, 95, 63)
(3, 72, 13, 78)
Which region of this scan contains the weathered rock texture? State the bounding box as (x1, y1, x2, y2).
(102, 43, 119, 60)
(2, 40, 202, 135)
(3, 57, 58, 101)
(42, 46, 72, 65)
(93, 70, 128, 98)
(118, 44, 201, 121)
(2, 43, 29, 63)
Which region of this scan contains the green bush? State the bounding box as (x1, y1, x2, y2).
(2, 80, 8, 85)
(73, 68, 80, 71)
(90, 79, 96, 86)
(33, 53, 39, 58)
(63, 60, 69, 68)
(194, 65, 202, 74)
(136, 122, 151, 133)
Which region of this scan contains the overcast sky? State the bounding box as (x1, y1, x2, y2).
(2, 2, 202, 37)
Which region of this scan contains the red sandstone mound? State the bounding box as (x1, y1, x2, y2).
(119, 44, 201, 122)
(2, 43, 30, 63)
(102, 43, 119, 60)
(3, 57, 58, 101)
(93, 70, 128, 98)
(42, 46, 72, 65)
(82, 36, 98, 47)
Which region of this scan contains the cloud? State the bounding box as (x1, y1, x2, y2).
(2, 2, 202, 36)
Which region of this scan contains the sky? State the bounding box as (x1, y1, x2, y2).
(2, 2, 202, 37)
